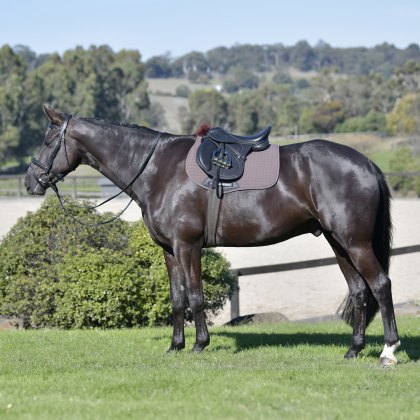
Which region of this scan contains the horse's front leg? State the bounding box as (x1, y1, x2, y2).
(164, 251, 187, 352)
(175, 241, 210, 352)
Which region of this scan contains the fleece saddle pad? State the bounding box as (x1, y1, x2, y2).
(185, 136, 280, 193)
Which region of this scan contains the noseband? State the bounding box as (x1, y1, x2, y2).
(31, 114, 73, 189)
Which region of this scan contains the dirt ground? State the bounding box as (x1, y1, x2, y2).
(1, 196, 419, 325)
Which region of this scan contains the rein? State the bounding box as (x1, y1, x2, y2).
(31, 116, 162, 227)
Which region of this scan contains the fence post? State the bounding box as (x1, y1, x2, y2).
(230, 271, 240, 320)
(71, 178, 77, 199)
(17, 176, 23, 197)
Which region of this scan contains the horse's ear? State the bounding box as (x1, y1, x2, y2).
(43, 104, 65, 125)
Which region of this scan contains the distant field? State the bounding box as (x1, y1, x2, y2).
(146, 77, 407, 172)
(1, 317, 420, 419)
(147, 77, 224, 96)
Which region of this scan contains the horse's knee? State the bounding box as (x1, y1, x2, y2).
(171, 292, 185, 311)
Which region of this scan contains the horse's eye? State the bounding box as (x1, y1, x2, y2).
(45, 136, 54, 146)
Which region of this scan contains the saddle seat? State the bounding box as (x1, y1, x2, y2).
(196, 125, 272, 186)
(207, 125, 271, 151)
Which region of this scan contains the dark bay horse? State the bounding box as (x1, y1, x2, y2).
(25, 105, 400, 366)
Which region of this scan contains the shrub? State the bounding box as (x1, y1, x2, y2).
(175, 84, 191, 98)
(0, 196, 235, 328)
(388, 147, 420, 196)
(387, 93, 420, 135)
(335, 111, 387, 133)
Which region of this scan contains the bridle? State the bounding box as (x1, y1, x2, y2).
(30, 114, 162, 227)
(30, 114, 73, 189)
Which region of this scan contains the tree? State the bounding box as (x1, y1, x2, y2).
(227, 91, 260, 134)
(299, 101, 345, 133)
(145, 55, 173, 78)
(222, 66, 259, 93)
(290, 41, 316, 71)
(172, 51, 209, 79)
(387, 93, 420, 135)
(181, 89, 228, 132)
(112, 49, 149, 122)
(0, 44, 153, 165)
(0, 45, 27, 163)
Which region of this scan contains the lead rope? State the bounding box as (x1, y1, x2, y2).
(52, 132, 162, 228)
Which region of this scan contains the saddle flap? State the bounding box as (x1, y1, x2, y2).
(196, 138, 246, 181)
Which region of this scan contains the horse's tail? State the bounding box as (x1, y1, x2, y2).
(338, 162, 393, 327)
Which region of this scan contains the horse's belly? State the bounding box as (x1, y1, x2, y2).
(216, 189, 311, 247)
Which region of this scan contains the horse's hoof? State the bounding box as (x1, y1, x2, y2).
(379, 341, 400, 366)
(191, 342, 209, 353)
(167, 343, 185, 353)
(380, 356, 397, 367)
(344, 347, 363, 359)
(191, 345, 205, 353)
(344, 349, 358, 359)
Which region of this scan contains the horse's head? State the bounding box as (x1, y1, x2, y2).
(25, 105, 80, 195)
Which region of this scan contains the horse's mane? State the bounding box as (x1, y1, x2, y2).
(79, 116, 161, 137)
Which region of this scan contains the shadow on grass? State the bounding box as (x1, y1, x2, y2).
(212, 330, 420, 361)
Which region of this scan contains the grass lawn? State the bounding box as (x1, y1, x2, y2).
(1, 317, 420, 419)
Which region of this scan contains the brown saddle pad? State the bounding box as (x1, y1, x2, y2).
(185, 136, 280, 193)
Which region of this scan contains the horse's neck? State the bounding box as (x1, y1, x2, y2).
(73, 119, 154, 189)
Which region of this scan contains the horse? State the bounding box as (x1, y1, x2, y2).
(25, 105, 400, 366)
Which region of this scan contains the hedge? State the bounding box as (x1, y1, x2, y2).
(0, 196, 235, 328)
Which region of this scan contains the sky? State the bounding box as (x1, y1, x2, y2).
(1, 0, 419, 60)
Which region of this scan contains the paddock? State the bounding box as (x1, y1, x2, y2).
(1, 197, 419, 324)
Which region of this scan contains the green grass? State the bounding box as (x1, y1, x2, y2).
(1, 317, 419, 419)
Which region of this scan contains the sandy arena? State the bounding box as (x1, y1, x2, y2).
(1, 196, 419, 324)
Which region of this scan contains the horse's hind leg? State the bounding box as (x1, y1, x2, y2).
(325, 233, 370, 359)
(330, 234, 400, 365)
(164, 251, 187, 351)
(347, 245, 400, 365)
(174, 241, 210, 352)
(325, 233, 369, 358)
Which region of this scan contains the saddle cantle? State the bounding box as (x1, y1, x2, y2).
(196, 126, 271, 189)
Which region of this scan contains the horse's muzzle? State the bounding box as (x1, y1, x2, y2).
(24, 171, 47, 196)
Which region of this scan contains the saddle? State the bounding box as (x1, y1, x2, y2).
(196, 125, 271, 191)
(193, 124, 273, 247)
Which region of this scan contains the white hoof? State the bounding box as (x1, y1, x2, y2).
(379, 341, 401, 366)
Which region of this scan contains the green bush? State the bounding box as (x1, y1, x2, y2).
(175, 84, 191, 98)
(388, 147, 420, 196)
(0, 196, 235, 328)
(335, 111, 387, 133)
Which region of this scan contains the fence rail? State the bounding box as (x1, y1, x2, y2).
(229, 244, 420, 319)
(1, 172, 419, 198)
(0, 175, 119, 198)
